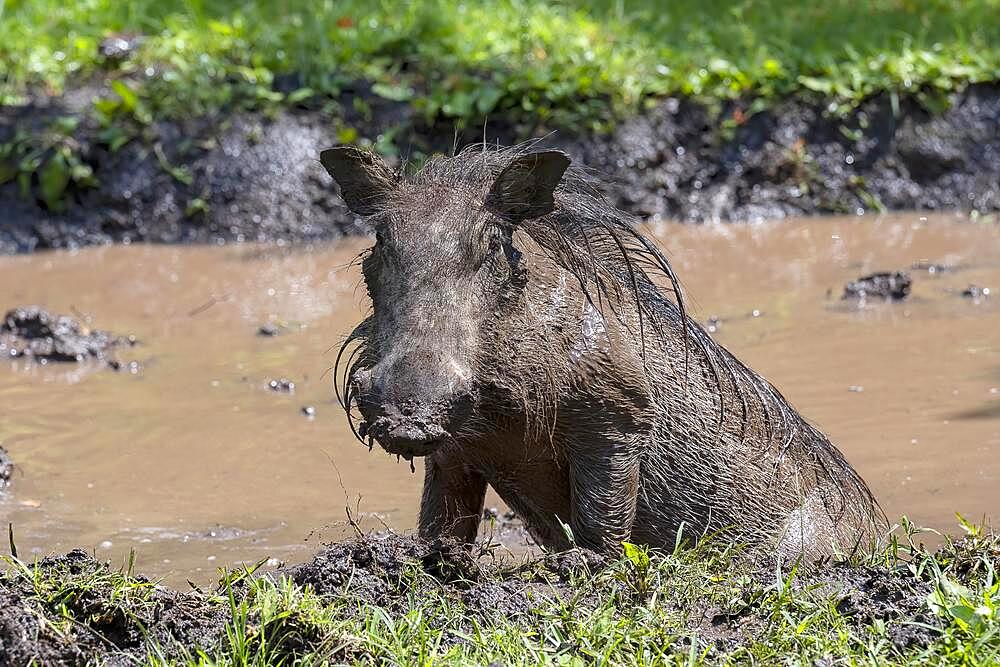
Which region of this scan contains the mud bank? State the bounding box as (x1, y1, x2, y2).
(1, 532, 997, 665)
(2, 85, 999, 253)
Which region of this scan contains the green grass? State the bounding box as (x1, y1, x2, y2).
(2, 518, 999, 665)
(2, 1, 999, 208)
(2, 0, 999, 132)
(1, 2, 999, 216)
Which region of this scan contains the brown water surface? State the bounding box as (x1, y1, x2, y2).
(1, 214, 998, 584)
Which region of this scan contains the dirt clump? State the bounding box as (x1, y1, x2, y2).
(0, 306, 136, 365)
(0, 445, 12, 489)
(282, 534, 608, 630)
(266, 377, 296, 393)
(800, 563, 939, 651)
(0, 549, 228, 666)
(961, 284, 991, 302)
(257, 322, 285, 337)
(842, 271, 912, 302)
(283, 534, 488, 608)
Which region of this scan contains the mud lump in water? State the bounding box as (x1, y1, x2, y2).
(324, 144, 885, 563)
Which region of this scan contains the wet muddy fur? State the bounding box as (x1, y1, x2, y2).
(329, 144, 885, 563)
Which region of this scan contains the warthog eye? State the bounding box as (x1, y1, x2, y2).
(502, 239, 526, 287)
(472, 230, 503, 272)
(503, 243, 521, 266)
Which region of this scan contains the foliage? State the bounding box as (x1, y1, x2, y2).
(0, 116, 97, 211)
(1, 1, 997, 208)
(1, 0, 999, 133)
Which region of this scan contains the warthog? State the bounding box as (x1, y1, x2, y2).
(324, 144, 884, 560)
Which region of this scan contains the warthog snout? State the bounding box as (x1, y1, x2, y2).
(364, 407, 447, 457)
(352, 368, 470, 457)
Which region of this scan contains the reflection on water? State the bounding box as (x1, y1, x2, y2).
(0, 214, 997, 584)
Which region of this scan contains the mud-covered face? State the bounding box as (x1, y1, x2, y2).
(322, 146, 569, 458)
(353, 203, 516, 456)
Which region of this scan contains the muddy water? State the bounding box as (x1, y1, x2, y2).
(1, 214, 998, 584)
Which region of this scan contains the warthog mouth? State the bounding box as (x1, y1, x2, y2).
(360, 415, 447, 458)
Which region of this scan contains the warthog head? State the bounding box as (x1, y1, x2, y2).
(323, 145, 570, 458)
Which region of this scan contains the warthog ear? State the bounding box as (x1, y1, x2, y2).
(320, 146, 397, 216)
(487, 150, 571, 221)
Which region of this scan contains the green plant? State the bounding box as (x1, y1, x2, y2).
(1, 0, 997, 137)
(0, 118, 98, 211)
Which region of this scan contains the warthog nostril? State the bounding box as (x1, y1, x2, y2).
(363, 410, 448, 457)
(388, 421, 439, 443)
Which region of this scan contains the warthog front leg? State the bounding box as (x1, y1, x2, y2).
(419, 447, 487, 543)
(567, 437, 641, 553)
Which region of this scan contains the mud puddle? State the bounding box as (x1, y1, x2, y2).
(0, 213, 997, 585)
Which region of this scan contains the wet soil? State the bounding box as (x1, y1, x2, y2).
(697, 560, 944, 654)
(0, 445, 11, 489)
(842, 271, 913, 302)
(2, 85, 999, 253)
(0, 549, 230, 666)
(2, 532, 984, 665)
(0, 215, 997, 586)
(962, 284, 992, 302)
(0, 535, 562, 665)
(574, 85, 1000, 224)
(0, 306, 135, 365)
